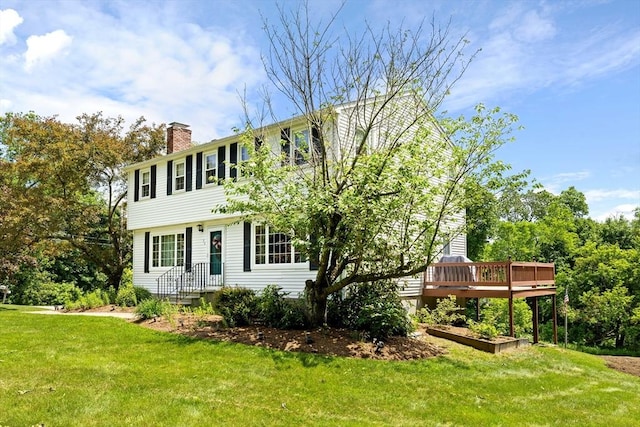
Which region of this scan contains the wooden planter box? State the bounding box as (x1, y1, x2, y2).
(426, 326, 530, 354)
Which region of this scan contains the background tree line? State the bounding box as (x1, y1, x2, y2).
(0, 112, 165, 302)
(467, 179, 640, 351)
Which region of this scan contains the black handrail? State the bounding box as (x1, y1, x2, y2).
(156, 262, 223, 303)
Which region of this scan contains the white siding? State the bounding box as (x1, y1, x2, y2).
(132, 221, 316, 296)
(127, 96, 467, 300)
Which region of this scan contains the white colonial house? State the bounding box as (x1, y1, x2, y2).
(125, 101, 467, 307)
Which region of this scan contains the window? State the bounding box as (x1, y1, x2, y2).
(205, 153, 217, 184)
(294, 129, 310, 165)
(254, 225, 305, 265)
(141, 170, 150, 198)
(152, 233, 185, 267)
(443, 240, 451, 256)
(238, 144, 250, 177)
(241, 145, 250, 162)
(175, 161, 185, 191)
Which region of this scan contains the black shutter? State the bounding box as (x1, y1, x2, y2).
(134, 169, 140, 202)
(217, 145, 226, 184)
(196, 152, 203, 189)
(243, 221, 251, 272)
(186, 155, 193, 192)
(166, 160, 173, 195)
(281, 128, 290, 166)
(312, 126, 322, 161)
(185, 227, 192, 272)
(144, 232, 150, 273)
(230, 142, 238, 180)
(150, 165, 157, 199)
(254, 136, 263, 151)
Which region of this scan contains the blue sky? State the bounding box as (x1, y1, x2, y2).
(1, 0, 638, 220)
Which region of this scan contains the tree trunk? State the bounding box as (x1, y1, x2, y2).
(305, 279, 328, 326)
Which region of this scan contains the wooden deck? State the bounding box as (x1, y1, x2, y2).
(422, 260, 557, 343)
(423, 261, 556, 298)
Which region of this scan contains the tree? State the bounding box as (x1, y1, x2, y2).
(578, 285, 633, 348)
(0, 112, 165, 291)
(218, 4, 518, 325)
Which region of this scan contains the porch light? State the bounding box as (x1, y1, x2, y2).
(197, 224, 204, 232)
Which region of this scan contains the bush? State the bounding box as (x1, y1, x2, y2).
(135, 298, 168, 320)
(468, 320, 499, 340)
(211, 287, 257, 327)
(480, 298, 532, 338)
(20, 281, 82, 306)
(134, 286, 153, 303)
(120, 268, 134, 288)
(65, 289, 111, 310)
(258, 285, 287, 327)
(115, 285, 137, 307)
(330, 280, 412, 339)
(414, 295, 466, 326)
(256, 285, 308, 329)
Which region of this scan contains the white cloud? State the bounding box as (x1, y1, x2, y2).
(0, 9, 23, 45)
(540, 171, 590, 194)
(24, 29, 72, 71)
(444, 3, 640, 112)
(1, 2, 266, 142)
(584, 189, 640, 203)
(515, 11, 556, 42)
(594, 203, 639, 221)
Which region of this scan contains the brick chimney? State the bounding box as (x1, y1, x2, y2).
(167, 122, 192, 154)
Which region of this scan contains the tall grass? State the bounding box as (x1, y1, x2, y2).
(1, 306, 639, 426)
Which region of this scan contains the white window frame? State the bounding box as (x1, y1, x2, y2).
(151, 233, 185, 268)
(140, 169, 151, 199)
(174, 161, 186, 192)
(254, 224, 306, 266)
(239, 144, 250, 177)
(205, 152, 217, 185)
(293, 128, 310, 165)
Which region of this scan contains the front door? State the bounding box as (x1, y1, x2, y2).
(209, 230, 222, 275)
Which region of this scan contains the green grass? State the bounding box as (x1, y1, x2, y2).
(1, 307, 639, 426)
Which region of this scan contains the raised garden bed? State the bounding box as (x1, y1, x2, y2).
(426, 326, 530, 354)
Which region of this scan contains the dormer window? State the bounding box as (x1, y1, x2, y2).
(205, 153, 217, 184)
(141, 169, 151, 198)
(174, 161, 185, 191)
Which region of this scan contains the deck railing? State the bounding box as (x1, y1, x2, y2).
(423, 261, 555, 291)
(157, 262, 223, 303)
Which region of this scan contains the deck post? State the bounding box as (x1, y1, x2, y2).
(509, 295, 514, 337)
(507, 259, 514, 337)
(552, 294, 558, 345)
(532, 297, 539, 344)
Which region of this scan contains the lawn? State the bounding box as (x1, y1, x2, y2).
(1, 305, 639, 426)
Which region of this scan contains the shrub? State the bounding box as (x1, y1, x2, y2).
(133, 286, 153, 303)
(280, 297, 308, 329)
(468, 320, 499, 340)
(480, 298, 532, 338)
(65, 289, 111, 310)
(115, 285, 137, 307)
(331, 280, 412, 339)
(135, 298, 168, 320)
(20, 281, 82, 306)
(120, 268, 134, 288)
(414, 295, 466, 326)
(258, 285, 287, 327)
(211, 287, 257, 327)
(256, 285, 308, 329)
(106, 286, 117, 304)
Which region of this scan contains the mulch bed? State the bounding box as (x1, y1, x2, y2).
(65, 306, 640, 372)
(135, 313, 444, 360)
